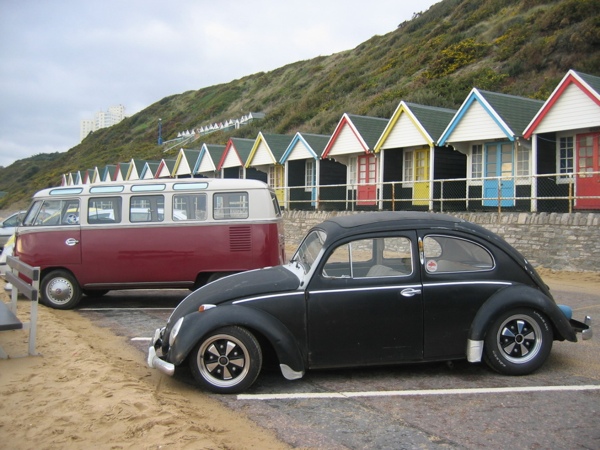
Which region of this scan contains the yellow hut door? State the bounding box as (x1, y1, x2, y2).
(413, 148, 430, 206)
(269, 165, 285, 204)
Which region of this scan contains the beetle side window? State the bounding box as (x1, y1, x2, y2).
(323, 237, 412, 279)
(380, 237, 413, 275)
(323, 243, 352, 278)
(423, 235, 494, 273)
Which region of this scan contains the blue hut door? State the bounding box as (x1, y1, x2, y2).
(483, 142, 515, 207)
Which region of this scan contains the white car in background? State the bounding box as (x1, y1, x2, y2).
(0, 211, 25, 248)
(0, 233, 15, 277)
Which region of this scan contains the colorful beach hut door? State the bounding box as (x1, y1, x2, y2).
(413, 148, 430, 206)
(269, 165, 285, 204)
(357, 154, 377, 205)
(576, 133, 600, 210)
(483, 143, 515, 207)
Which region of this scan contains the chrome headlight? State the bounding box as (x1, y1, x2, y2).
(169, 317, 184, 347)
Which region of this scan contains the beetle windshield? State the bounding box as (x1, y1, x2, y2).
(292, 230, 326, 274)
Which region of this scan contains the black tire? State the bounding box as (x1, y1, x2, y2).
(82, 289, 109, 298)
(484, 308, 553, 375)
(188, 326, 262, 394)
(41, 270, 82, 310)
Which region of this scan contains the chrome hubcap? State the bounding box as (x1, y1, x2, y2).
(498, 315, 542, 364)
(198, 334, 250, 388)
(47, 278, 73, 304)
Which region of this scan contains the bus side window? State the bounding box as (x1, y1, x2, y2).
(61, 199, 80, 225)
(27, 199, 79, 226)
(173, 194, 207, 221)
(23, 201, 43, 226)
(88, 197, 122, 224)
(130, 195, 164, 223)
(214, 192, 249, 220)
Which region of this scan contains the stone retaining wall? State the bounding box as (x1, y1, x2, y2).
(283, 211, 600, 272)
(2, 210, 597, 272)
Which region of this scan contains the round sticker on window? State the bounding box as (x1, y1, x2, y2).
(426, 260, 438, 272)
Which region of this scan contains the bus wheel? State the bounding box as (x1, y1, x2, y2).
(189, 326, 262, 394)
(41, 270, 82, 310)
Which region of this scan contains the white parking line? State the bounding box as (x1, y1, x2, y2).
(131, 337, 152, 342)
(237, 384, 600, 401)
(80, 308, 174, 311)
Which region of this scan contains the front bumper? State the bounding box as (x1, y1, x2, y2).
(146, 327, 175, 376)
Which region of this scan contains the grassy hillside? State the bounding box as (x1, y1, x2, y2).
(0, 0, 598, 208)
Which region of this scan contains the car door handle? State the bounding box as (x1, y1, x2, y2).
(401, 288, 421, 297)
(65, 238, 79, 246)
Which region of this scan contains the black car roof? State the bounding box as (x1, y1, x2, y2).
(315, 211, 518, 258)
(318, 211, 463, 235)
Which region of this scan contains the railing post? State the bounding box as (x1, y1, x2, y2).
(569, 177, 573, 214)
(497, 177, 502, 218)
(531, 174, 538, 212)
(440, 180, 444, 213)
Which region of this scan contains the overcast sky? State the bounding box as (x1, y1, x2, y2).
(0, 0, 440, 168)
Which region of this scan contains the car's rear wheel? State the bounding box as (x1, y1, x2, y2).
(484, 308, 553, 375)
(41, 270, 82, 310)
(189, 326, 262, 394)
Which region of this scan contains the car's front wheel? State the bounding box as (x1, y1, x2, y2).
(484, 308, 553, 375)
(189, 326, 262, 394)
(41, 270, 82, 309)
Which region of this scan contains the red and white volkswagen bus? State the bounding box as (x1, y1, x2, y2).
(14, 178, 285, 309)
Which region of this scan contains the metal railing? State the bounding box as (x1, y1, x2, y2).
(280, 171, 600, 213)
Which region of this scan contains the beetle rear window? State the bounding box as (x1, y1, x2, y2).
(424, 235, 494, 273)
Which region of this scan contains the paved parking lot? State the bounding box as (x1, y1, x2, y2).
(78, 284, 599, 449)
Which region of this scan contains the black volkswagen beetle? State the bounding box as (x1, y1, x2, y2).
(147, 212, 592, 394)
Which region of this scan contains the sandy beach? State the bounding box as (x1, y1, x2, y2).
(0, 279, 289, 450)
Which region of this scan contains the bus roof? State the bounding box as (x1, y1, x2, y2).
(33, 178, 271, 198)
